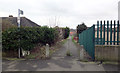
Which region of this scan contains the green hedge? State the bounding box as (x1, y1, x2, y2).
(2, 26, 58, 51)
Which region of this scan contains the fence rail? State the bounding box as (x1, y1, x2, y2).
(95, 20, 120, 45)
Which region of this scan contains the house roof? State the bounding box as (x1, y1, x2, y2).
(2, 17, 40, 27)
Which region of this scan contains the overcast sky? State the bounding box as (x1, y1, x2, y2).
(0, 0, 119, 29)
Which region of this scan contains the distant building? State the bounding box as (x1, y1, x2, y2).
(70, 29, 76, 35)
(1, 16, 40, 31)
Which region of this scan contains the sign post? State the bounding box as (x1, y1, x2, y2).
(17, 9, 23, 58)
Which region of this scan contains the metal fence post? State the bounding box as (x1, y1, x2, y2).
(110, 20, 112, 45)
(114, 20, 116, 45)
(107, 21, 109, 45)
(103, 21, 105, 45)
(97, 21, 99, 45)
(117, 21, 119, 45)
(100, 21, 102, 45)
(93, 25, 95, 60)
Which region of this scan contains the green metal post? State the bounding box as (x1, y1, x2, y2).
(78, 34, 80, 43)
(93, 25, 95, 60)
(100, 21, 102, 45)
(114, 20, 116, 45)
(85, 31, 87, 50)
(110, 20, 112, 45)
(117, 21, 119, 45)
(103, 21, 105, 45)
(81, 33, 83, 45)
(97, 21, 99, 44)
(107, 21, 109, 45)
(79, 34, 81, 44)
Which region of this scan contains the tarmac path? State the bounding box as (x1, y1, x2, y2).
(2, 36, 118, 71)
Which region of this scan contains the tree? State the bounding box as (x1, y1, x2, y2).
(64, 27, 70, 39)
(77, 23, 87, 37)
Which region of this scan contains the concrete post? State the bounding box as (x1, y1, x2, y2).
(80, 45, 84, 60)
(78, 46, 80, 60)
(46, 44, 49, 58)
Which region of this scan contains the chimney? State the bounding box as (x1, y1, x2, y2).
(9, 15, 13, 17)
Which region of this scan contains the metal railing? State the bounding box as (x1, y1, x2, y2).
(95, 20, 120, 45)
(78, 20, 120, 60)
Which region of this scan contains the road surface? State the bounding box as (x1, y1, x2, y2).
(2, 36, 118, 71)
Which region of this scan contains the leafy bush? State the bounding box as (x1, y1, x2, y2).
(2, 26, 58, 51)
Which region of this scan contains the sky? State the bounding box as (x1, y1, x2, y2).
(0, 0, 119, 29)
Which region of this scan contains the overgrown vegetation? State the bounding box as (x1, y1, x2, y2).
(2, 26, 58, 51)
(2, 25, 70, 58)
(77, 23, 87, 37)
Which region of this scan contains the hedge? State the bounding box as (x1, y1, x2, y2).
(2, 26, 58, 51)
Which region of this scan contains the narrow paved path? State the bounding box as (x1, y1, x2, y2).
(52, 36, 79, 59)
(2, 36, 118, 71)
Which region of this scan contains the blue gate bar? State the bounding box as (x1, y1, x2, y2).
(107, 21, 109, 45)
(103, 21, 105, 45)
(100, 21, 102, 45)
(117, 20, 119, 45)
(110, 20, 112, 45)
(114, 20, 116, 45)
(97, 21, 99, 44)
